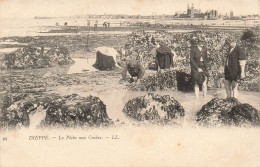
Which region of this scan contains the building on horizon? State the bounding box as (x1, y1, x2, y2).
(223, 10, 242, 20)
(230, 10, 234, 18)
(187, 3, 201, 18)
(205, 9, 218, 19)
(175, 11, 186, 17)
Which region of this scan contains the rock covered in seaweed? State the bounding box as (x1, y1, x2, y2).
(226, 104, 260, 127)
(0, 93, 113, 130)
(196, 97, 260, 127)
(0, 46, 74, 69)
(122, 93, 185, 125)
(41, 94, 113, 128)
(45, 46, 74, 66)
(0, 47, 49, 69)
(129, 70, 193, 92)
(0, 93, 39, 130)
(130, 70, 177, 91)
(239, 60, 260, 92)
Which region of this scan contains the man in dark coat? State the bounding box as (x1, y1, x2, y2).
(121, 59, 145, 84)
(224, 38, 246, 98)
(190, 40, 209, 98)
(155, 42, 174, 71)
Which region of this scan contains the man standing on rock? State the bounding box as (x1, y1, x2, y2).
(121, 59, 145, 84)
(224, 38, 247, 98)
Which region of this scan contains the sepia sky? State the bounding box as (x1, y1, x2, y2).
(0, 0, 259, 18)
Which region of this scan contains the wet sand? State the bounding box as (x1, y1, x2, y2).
(0, 27, 259, 128)
(1, 56, 259, 128)
(44, 57, 260, 128)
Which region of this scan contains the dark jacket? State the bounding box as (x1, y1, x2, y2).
(190, 46, 209, 84)
(155, 44, 173, 69)
(190, 46, 208, 71)
(225, 45, 246, 80)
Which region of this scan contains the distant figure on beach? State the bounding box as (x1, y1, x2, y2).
(224, 38, 246, 98)
(103, 22, 107, 27)
(190, 39, 209, 98)
(94, 20, 98, 32)
(55, 22, 59, 26)
(121, 59, 145, 84)
(64, 22, 68, 26)
(87, 20, 90, 27)
(103, 22, 110, 28)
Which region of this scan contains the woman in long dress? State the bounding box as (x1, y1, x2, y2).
(155, 41, 174, 71)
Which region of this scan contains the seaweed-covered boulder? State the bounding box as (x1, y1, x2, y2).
(0, 47, 49, 69)
(0, 46, 74, 69)
(42, 94, 113, 128)
(196, 97, 260, 127)
(0, 94, 39, 130)
(130, 70, 194, 92)
(130, 70, 177, 91)
(196, 98, 240, 127)
(122, 93, 185, 125)
(46, 46, 74, 65)
(227, 104, 260, 127)
(239, 60, 260, 92)
(0, 93, 113, 130)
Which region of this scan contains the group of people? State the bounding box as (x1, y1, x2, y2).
(103, 22, 110, 27)
(190, 37, 247, 98)
(121, 36, 247, 99)
(121, 39, 174, 85)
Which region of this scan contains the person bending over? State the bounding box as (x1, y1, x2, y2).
(121, 59, 145, 84)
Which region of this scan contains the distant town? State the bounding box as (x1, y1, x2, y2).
(174, 4, 259, 20)
(34, 3, 259, 20)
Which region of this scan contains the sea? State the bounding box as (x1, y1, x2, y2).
(0, 17, 259, 37)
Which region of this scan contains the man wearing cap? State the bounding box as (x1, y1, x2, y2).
(224, 38, 246, 98)
(190, 39, 209, 98)
(121, 59, 145, 84)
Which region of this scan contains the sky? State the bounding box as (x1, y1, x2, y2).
(0, 0, 259, 18)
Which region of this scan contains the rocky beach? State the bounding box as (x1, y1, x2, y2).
(0, 21, 260, 130)
(0, 0, 260, 164)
